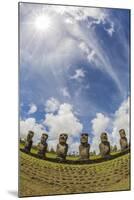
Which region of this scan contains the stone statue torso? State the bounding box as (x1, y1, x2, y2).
(120, 138, 128, 150)
(79, 144, 90, 160)
(99, 141, 110, 156)
(57, 143, 68, 155)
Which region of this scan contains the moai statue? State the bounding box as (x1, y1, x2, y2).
(37, 133, 48, 159)
(24, 130, 34, 153)
(79, 133, 90, 160)
(119, 129, 128, 151)
(99, 132, 110, 158)
(56, 133, 68, 161)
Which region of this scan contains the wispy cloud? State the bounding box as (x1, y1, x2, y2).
(20, 4, 125, 96)
(60, 87, 70, 98)
(20, 4, 130, 152)
(104, 21, 115, 36)
(70, 68, 85, 81)
(79, 42, 96, 63)
(28, 103, 37, 114)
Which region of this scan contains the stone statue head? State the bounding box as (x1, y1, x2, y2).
(80, 133, 88, 144)
(28, 130, 34, 138)
(59, 133, 68, 145)
(24, 130, 34, 153)
(119, 129, 126, 138)
(41, 133, 48, 143)
(100, 132, 108, 142)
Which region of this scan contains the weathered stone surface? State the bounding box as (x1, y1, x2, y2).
(119, 129, 128, 151)
(37, 133, 48, 159)
(99, 132, 110, 158)
(56, 134, 68, 161)
(79, 133, 90, 160)
(24, 131, 34, 153)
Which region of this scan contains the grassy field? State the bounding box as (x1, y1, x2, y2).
(19, 143, 121, 161)
(19, 150, 130, 197)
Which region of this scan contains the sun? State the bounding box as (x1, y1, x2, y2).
(34, 15, 51, 32)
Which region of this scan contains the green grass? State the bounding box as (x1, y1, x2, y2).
(19, 143, 121, 161)
(19, 150, 130, 197)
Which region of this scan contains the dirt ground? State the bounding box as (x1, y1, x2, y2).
(19, 151, 130, 197)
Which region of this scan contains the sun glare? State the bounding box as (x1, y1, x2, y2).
(34, 15, 51, 32)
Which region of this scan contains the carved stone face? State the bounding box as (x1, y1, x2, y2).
(41, 133, 48, 143)
(24, 131, 34, 153)
(119, 129, 126, 138)
(79, 133, 90, 160)
(99, 132, 110, 157)
(59, 133, 68, 145)
(57, 134, 68, 160)
(38, 133, 48, 158)
(28, 130, 34, 139)
(119, 129, 128, 151)
(80, 133, 88, 144)
(100, 132, 108, 142)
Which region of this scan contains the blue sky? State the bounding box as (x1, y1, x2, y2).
(19, 3, 130, 153)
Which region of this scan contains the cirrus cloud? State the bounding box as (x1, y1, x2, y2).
(70, 68, 85, 81)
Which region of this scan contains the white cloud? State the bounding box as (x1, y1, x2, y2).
(47, 139, 58, 152)
(91, 113, 110, 153)
(44, 103, 83, 141)
(45, 97, 60, 113)
(20, 97, 129, 153)
(79, 41, 92, 55)
(87, 50, 96, 62)
(79, 42, 96, 63)
(91, 97, 130, 153)
(60, 87, 70, 98)
(105, 22, 115, 37)
(110, 97, 130, 148)
(65, 18, 73, 24)
(28, 103, 37, 114)
(20, 5, 129, 154)
(54, 6, 106, 22)
(20, 118, 46, 144)
(68, 141, 80, 155)
(20, 4, 123, 95)
(92, 113, 110, 135)
(78, 38, 122, 93)
(70, 68, 85, 81)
